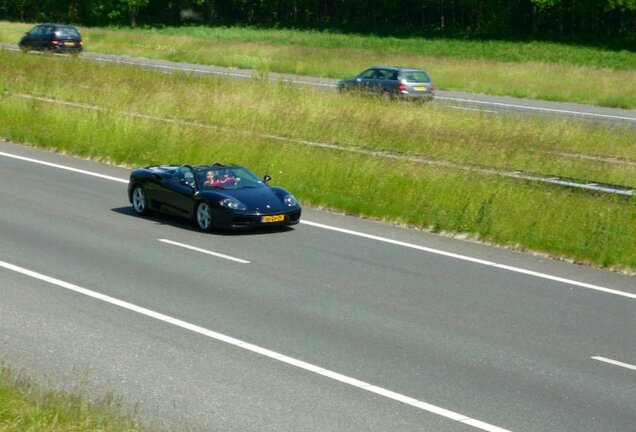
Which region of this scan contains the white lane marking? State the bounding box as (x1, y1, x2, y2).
(1, 149, 633, 300)
(0, 260, 511, 432)
(0, 151, 128, 183)
(435, 96, 636, 122)
(592, 356, 636, 371)
(300, 220, 636, 300)
(446, 105, 499, 114)
(158, 239, 249, 264)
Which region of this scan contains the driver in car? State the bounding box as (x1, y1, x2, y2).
(213, 170, 240, 187)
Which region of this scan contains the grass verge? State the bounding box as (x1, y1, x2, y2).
(0, 364, 147, 431)
(1, 49, 635, 271)
(1, 22, 635, 108)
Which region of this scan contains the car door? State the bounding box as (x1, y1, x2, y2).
(378, 69, 399, 94)
(355, 68, 378, 92)
(23, 25, 44, 49)
(40, 25, 55, 50)
(158, 166, 198, 217)
(371, 69, 393, 94)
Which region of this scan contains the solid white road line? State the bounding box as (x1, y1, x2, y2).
(158, 239, 249, 263)
(300, 220, 636, 300)
(0, 151, 128, 184)
(592, 356, 636, 371)
(0, 259, 511, 432)
(435, 96, 636, 122)
(1, 149, 634, 300)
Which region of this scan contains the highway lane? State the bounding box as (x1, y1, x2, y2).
(1, 141, 635, 431)
(2, 43, 635, 127)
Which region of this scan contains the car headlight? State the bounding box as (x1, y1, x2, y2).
(284, 194, 298, 207)
(219, 198, 246, 211)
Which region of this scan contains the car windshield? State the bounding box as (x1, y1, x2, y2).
(196, 166, 264, 190)
(401, 70, 431, 82)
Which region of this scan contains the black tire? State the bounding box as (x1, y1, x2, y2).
(195, 202, 214, 231)
(131, 185, 149, 215)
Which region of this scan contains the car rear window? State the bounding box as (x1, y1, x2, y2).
(55, 27, 79, 37)
(402, 71, 431, 82)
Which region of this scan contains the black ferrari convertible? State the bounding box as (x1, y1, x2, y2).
(127, 163, 301, 231)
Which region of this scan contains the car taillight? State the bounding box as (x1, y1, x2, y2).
(398, 83, 408, 94)
(79, 41, 83, 46)
(52, 40, 59, 46)
(430, 84, 435, 92)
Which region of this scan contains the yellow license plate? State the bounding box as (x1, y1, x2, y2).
(262, 214, 284, 223)
(64, 41, 75, 46)
(413, 86, 426, 91)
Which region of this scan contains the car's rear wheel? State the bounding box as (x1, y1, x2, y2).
(131, 185, 148, 215)
(196, 202, 213, 231)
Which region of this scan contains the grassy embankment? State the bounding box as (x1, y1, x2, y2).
(1, 21, 635, 108)
(1, 49, 635, 271)
(0, 365, 148, 431)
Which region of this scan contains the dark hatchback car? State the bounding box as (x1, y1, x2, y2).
(19, 24, 83, 54)
(338, 66, 435, 102)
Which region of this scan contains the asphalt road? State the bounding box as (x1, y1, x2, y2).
(3, 43, 636, 127)
(1, 140, 635, 432)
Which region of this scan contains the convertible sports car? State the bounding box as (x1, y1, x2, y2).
(127, 163, 301, 231)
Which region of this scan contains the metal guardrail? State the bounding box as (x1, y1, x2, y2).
(507, 172, 634, 197)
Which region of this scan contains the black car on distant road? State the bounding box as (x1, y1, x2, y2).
(338, 66, 435, 102)
(19, 24, 83, 54)
(128, 163, 301, 231)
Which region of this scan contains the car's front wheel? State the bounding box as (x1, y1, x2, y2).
(131, 185, 149, 215)
(196, 202, 213, 231)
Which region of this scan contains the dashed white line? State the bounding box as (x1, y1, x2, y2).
(592, 356, 636, 371)
(0, 259, 511, 432)
(158, 238, 249, 263)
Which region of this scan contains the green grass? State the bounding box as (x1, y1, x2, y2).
(2, 21, 636, 108)
(1, 49, 635, 271)
(0, 365, 146, 431)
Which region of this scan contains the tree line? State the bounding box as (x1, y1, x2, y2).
(3, 0, 635, 46)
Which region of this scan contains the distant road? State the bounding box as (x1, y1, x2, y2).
(3, 43, 636, 127)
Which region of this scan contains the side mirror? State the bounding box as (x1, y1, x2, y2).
(179, 179, 194, 189)
(263, 175, 272, 183)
